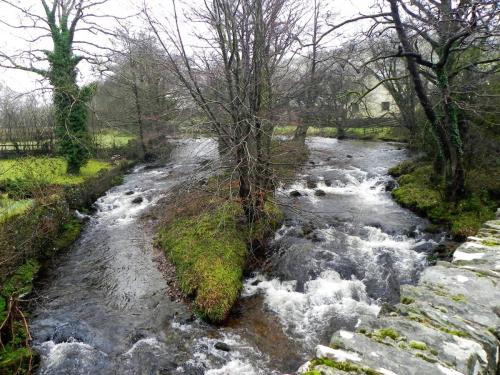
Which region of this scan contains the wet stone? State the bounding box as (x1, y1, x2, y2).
(131, 196, 144, 204)
(314, 189, 326, 196)
(290, 190, 302, 197)
(214, 342, 231, 352)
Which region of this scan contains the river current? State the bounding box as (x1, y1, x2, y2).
(30, 137, 441, 374)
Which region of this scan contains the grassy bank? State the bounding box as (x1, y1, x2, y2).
(389, 160, 498, 238)
(274, 126, 407, 142)
(156, 140, 305, 322)
(0, 157, 130, 373)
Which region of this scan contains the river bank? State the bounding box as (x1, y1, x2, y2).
(0, 159, 131, 373)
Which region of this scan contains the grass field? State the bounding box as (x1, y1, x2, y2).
(94, 130, 136, 149)
(0, 157, 111, 185)
(0, 196, 34, 222)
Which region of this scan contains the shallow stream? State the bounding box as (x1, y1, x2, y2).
(31, 137, 441, 374)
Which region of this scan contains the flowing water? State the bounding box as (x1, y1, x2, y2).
(30, 137, 441, 374)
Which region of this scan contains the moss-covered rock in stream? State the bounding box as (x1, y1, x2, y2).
(157, 200, 283, 323)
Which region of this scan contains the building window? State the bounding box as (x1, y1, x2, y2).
(381, 101, 390, 111)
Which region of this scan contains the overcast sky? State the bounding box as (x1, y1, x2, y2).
(0, 0, 376, 95)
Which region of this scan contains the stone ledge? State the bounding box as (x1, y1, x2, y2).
(298, 210, 500, 375)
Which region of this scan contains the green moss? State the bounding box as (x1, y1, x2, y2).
(409, 340, 428, 350)
(451, 294, 466, 303)
(391, 161, 497, 238)
(0, 347, 32, 373)
(1, 259, 40, 297)
(372, 328, 400, 341)
(401, 296, 415, 305)
(311, 358, 382, 375)
(438, 326, 469, 338)
(481, 239, 500, 247)
(430, 349, 439, 356)
(415, 352, 437, 363)
(53, 219, 83, 250)
(158, 202, 248, 322)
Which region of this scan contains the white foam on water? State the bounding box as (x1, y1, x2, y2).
(37, 340, 108, 374)
(243, 270, 380, 347)
(123, 337, 163, 357)
(342, 225, 428, 284)
(192, 332, 275, 375)
(279, 167, 389, 205)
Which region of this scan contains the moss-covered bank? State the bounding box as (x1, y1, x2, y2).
(157, 197, 283, 323)
(0, 161, 130, 374)
(389, 160, 498, 238)
(156, 140, 305, 323)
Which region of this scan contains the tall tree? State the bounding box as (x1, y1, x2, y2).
(388, 0, 499, 200)
(0, 0, 113, 173)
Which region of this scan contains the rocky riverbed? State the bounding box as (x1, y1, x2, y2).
(299, 209, 500, 375)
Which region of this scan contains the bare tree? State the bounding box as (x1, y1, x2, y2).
(145, 0, 300, 222)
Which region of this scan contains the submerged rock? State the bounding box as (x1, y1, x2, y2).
(125, 191, 135, 195)
(131, 196, 144, 204)
(385, 180, 398, 191)
(314, 189, 326, 196)
(290, 190, 302, 197)
(214, 342, 231, 352)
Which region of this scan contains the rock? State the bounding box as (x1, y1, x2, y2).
(290, 190, 302, 197)
(309, 161, 316, 165)
(301, 223, 315, 236)
(306, 177, 318, 189)
(298, 213, 500, 375)
(324, 179, 332, 187)
(125, 191, 134, 195)
(214, 342, 231, 352)
(131, 196, 144, 204)
(385, 180, 398, 191)
(314, 189, 326, 196)
(346, 154, 353, 158)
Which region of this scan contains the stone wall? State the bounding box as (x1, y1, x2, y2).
(299, 210, 500, 375)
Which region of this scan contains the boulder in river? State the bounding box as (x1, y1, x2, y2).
(214, 342, 231, 352)
(324, 179, 332, 187)
(346, 154, 353, 158)
(306, 176, 318, 189)
(131, 196, 144, 204)
(385, 180, 398, 191)
(290, 190, 302, 197)
(314, 189, 326, 196)
(125, 191, 134, 195)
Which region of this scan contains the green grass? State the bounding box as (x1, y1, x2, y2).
(390, 161, 497, 238)
(0, 196, 34, 222)
(0, 157, 111, 186)
(94, 130, 136, 149)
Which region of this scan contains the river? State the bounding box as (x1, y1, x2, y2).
(30, 137, 441, 374)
